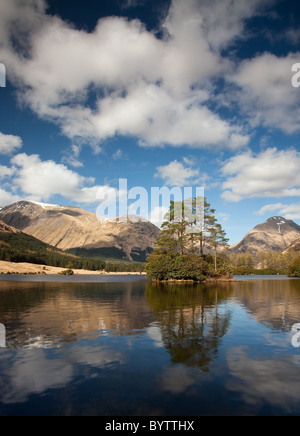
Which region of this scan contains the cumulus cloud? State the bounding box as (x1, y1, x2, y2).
(167, 0, 273, 51)
(0, 132, 22, 155)
(221, 148, 300, 202)
(0, 0, 261, 150)
(69, 83, 248, 149)
(230, 53, 300, 133)
(11, 153, 91, 201)
(155, 159, 200, 186)
(6, 153, 118, 205)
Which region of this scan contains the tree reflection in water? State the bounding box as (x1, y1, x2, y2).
(146, 282, 234, 371)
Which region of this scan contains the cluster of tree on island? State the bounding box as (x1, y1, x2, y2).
(146, 197, 300, 281)
(146, 197, 229, 281)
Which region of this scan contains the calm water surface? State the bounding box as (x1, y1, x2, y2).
(0, 276, 300, 416)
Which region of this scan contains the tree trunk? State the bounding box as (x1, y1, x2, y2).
(214, 247, 217, 271)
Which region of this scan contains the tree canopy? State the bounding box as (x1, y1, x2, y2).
(146, 197, 230, 281)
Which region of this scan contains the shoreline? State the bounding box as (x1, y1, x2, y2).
(151, 276, 237, 284)
(0, 260, 145, 276)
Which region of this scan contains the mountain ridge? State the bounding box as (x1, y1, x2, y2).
(2, 202, 300, 261)
(230, 216, 300, 255)
(0, 201, 160, 262)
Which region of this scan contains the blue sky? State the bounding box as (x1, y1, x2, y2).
(0, 0, 300, 244)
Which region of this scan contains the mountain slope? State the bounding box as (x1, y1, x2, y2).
(0, 220, 20, 234)
(230, 216, 300, 255)
(0, 201, 160, 261)
(283, 237, 300, 254)
(0, 219, 104, 270)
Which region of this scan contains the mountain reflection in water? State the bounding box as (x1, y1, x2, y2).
(0, 277, 300, 416)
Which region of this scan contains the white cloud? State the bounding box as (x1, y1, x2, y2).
(0, 188, 22, 207)
(230, 52, 300, 133)
(0, 132, 22, 155)
(255, 203, 285, 216)
(112, 149, 127, 160)
(77, 83, 248, 149)
(217, 212, 230, 223)
(0, 165, 14, 179)
(255, 203, 300, 220)
(61, 144, 84, 168)
(221, 147, 300, 202)
(170, 0, 273, 51)
(155, 160, 200, 187)
(10, 153, 117, 205)
(0, 0, 257, 150)
(182, 156, 195, 167)
(11, 153, 89, 201)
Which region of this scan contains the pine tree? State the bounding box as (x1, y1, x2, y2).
(208, 223, 229, 271)
(181, 197, 217, 257)
(158, 200, 189, 255)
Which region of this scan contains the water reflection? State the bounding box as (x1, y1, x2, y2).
(232, 279, 300, 332)
(0, 281, 153, 349)
(0, 278, 300, 415)
(146, 283, 233, 371)
(226, 347, 300, 414)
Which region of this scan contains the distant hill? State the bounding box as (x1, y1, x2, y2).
(0, 219, 104, 270)
(0, 201, 160, 262)
(283, 237, 300, 254)
(230, 216, 300, 255)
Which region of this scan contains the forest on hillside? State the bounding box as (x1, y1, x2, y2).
(0, 232, 106, 271)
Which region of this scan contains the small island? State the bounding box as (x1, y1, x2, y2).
(146, 198, 233, 283)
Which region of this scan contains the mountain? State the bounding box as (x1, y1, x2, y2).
(0, 201, 160, 262)
(230, 216, 300, 255)
(0, 218, 104, 270)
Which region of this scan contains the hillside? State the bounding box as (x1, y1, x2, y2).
(283, 237, 300, 254)
(0, 201, 160, 262)
(0, 220, 19, 234)
(230, 216, 300, 255)
(0, 219, 104, 270)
